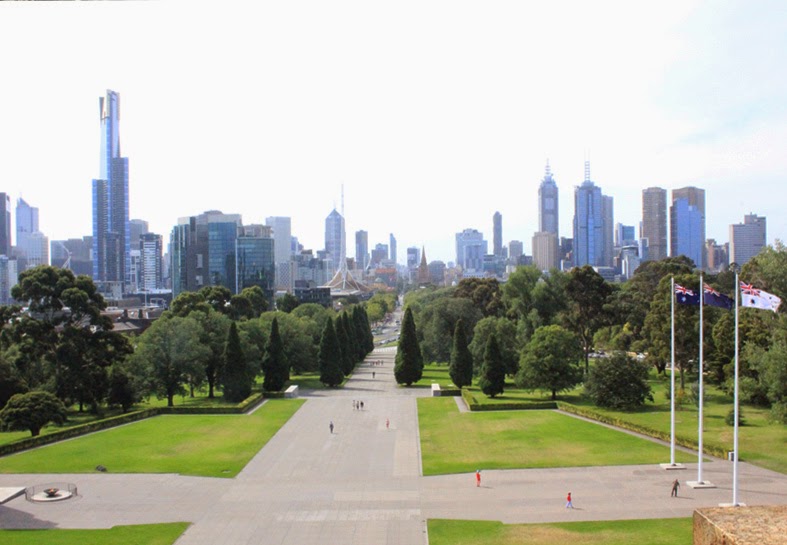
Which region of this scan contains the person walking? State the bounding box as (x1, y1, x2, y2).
(329, 421, 334, 434)
(475, 470, 481, 487)
(671, 479, 680, 497)
(360, 401, 364, 410)
(372, 371, 376, 379)
(565, 492, 573, 509)
(385, 418, 389, 430)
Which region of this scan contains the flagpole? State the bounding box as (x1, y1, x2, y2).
(733, 272, 740, 505)
(697, 274, 705, 484)
(670, 276, 676, 465)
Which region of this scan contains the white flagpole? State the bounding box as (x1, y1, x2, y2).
(697, 274, 705, 483)
(670, 276, 676, 465)
(733, 273, 740, 505)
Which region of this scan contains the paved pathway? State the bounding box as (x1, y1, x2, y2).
(1, 346, 787, 544)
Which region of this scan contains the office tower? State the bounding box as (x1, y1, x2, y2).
(236, 234, 275, 300)
(355, 230, 369, 270)
(91, 90, 130, 287)
(602, 195, 614, 267)
(406, 246, 419, 270)
(0, 256, 18, 305)
(706, 239, 729, 273)
(670, 186, 706, 269)
(532, 231, 559, 271)
(538, 161, 559, 236)
(729, 214, 766, 267)
(455, 228, 487, 272)
(139, 233, 163, 291)
(15, 197, 38, 254)
(492, 212, 502, 257)
(641, 187, 667, 262)
(24, 232, 49, 269)
(265, 216, 292, 290)
(572, 162, 604, 267)
(51, 237, 93, 276)
(389, 233, 397, 265)
(615, 223, 636, 247)
(129, 219, 149, 250)
(428, 260, 446, 286)
(0, 193, 11, 256)
(324, 208, 345, 273)
(508, 240, 523, 260)
(620, 246, 641, 280)
(370, 243, 388, 267)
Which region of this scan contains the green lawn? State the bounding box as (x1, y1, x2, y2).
(287, 372, 326, 390)
(0, 399, 304, 477)
(428, 518, 692, 545)
(0, 523, 189, 545)
(418, 397, 693, 475)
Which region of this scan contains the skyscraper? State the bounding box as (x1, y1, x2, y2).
(265, 216, 292, 290)
(493, 211, 502, 257)
(729, 214, 766, 266)
(355, 230, 369, 271)
(670, 186, 705, 269)
(572, 162, 603, 267)
(641, 187, 667, 262)
(0, 193, 11, 256)
(455, 228, 487, 272)
(139, 233, 163, 291)
(92, 90, 130, 288)
(602, 195, 614, 267)
(389, 233, 397, 265)
(532, 231, 559, 271)
(15, 197, 38, 254)
(538, 161, 559, 236)
(324, 208, 345, 273)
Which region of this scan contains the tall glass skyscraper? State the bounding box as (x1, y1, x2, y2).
(324, 208, 345, 272)
(538, 161, 559, 237)
(92, 90, 130, 287)
(492, 212, 502, 257)
(0, 193, 11, 257)
(642, 187, 667, 262)
(670, 186, 705, 269)
(572, 162, 603, 267)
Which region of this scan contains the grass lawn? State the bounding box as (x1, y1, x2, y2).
(0, 523, 189, 545)
(287, 372, 326, 390)
(418, 397, 694, 475)
(0, 399, 304, 477)
(428, 518, 692, 545)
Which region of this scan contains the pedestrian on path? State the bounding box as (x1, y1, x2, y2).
(565, 492, 573, 509)
(372, 371, 375, 379)
(386, 418, 389, 429)
(352, 400, 356, 410)
(476, 470, 481, 487)
(329, 421, 334, 434)
(671, 479, 680, 497)
(360, 401, 364, 410)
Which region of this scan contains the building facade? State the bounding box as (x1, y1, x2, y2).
(492, 212, 503, 257)
(641, 187, 667, 262)
(532, 231, 559, 271)
(0, 193, 11, 257)
(455, 228, 487, 272)
(572, 163, 604, 268)
(324, 209, 345, 273)
(235, 235, 275, 301)
(389, 233, 397, 265)
(670, 186, 706, 269)
(729, 214, 766, 267)
(538, 162, 559, 236)
(602, 195, 614, 267)
(355, 230, 369, 271)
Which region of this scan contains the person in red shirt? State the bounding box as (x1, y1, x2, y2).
(565, 492, 573, 508)
(475, 470, 481, 487)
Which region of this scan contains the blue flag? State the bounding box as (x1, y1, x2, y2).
(704, 283, 733, 310)
(675, 283, 699, 305)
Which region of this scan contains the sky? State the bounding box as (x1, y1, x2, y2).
(1, 0, 786, 265)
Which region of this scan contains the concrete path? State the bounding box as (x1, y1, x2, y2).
(1, 346, 787, 544)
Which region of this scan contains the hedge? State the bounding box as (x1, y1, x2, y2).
(556, 402, 728, 459)
(460, 388, 558, 411)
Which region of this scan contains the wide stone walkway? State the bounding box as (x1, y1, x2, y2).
(1, 346, 787, 544)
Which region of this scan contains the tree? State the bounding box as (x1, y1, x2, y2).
(261, 317, 288, 392)
(454, 278, 504, 317)
(169, 291, 211, 317)
(318, 319, 344, 387)
(237, 286, 268, 318)
(222, 322, 252, 402)
(516, 325, 583, 400)
(501, 265, 543, 323)
(563, 266, 612, 374)
(417, 296, 482, 363)
(395, 307, 423, 386)
(449, 319, 473, 388)
(131, 316, 209, 407)
(335, 315, 353, 376)
(0, 357, 27, 409)
(107, 365, 139, 413)
(478, 333, 505, 397)
(199, 286, 233, 315)
(276, 293, 300, 313)
(259, 312, 317, 375)
(468, 317, 519, 376)
(585, 352, 653, 409)
(342, 312, 360, 366)
(189, 309, 231, 398)
(0, 391, 67, 437)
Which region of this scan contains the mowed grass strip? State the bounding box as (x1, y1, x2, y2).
(428, 518, 692, 545)
(0, 399, 304, 478)
(418, 398, 693, 475)
(0, 522, 189, 545)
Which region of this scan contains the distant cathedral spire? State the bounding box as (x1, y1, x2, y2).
(417, 247, 430, 285)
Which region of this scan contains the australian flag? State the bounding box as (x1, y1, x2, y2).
(675, 283, 700, 305)
(703, 283, 733, 310)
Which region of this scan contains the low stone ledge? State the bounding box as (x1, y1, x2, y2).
(431, 383, 441, 397)
(284, 385, 299, 398)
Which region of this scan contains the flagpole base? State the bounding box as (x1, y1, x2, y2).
(660, 463, 686, 470)
(718, 502, 746, 507)
(687, 480, 716, 489)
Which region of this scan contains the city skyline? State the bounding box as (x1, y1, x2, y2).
(1, 2, 786, 264)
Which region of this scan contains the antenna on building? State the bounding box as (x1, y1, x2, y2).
(341, 183, 345, 218)
(584, 160, 591, 183)
(545, 159, 552, 178)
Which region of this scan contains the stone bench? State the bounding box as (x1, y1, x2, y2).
(431, 383, 441, 397)
(284, 385, 299, 398)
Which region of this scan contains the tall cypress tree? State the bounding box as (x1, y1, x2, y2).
(262, 317, 288, 392)
(222, 322, 251, 402)
(335, 316, 352, 376)
(342, 312, 359, 365)
(319, 319, 344, 387)
(394, 307, 423, 386)
(449, 319, 473, 388)
(478, 332, 505, 398)
(351, 307, 367, 361)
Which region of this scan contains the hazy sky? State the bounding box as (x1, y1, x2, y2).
(1, 1, 785, 264)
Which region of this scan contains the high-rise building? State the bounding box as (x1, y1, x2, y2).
(532, 231, 559, 271)
(670, 186, 706, 269)
(614, 223, 636, 247)
(51, 237, 93, 276)
(265, 216, 292, 290)
(139, 233, 163, 291)
(508, 240, 523, 260)
(641, 187, 667, 262)
(729, 214, 766, 267)
(389, 233, 397, 265)
(91, 90, 130, 288)
(602, 195, 614, 267)
(236, 235, 275, 301)
(538, 161, 559, 236)
(706, 239, 729, 273)
(24, 232, 49, 269)
(492, 212, 503, 257)
(0, 256, 18, 305)
(355, 230, 369, 270)
(370, 243, 388, 267)
(0, 193, 11, 256)
(455, 228, 487, 272)
(572, 162, 604, 267)
(129, 219, 149, 250)
(324, 208, 345, 273)
(15, 198, 38, 255)
(406, 246, 419, 270)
